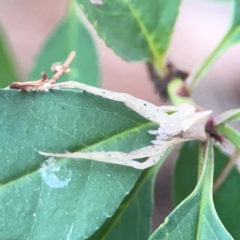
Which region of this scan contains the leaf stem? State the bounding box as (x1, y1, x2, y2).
(213, 148, 240, 193)
(185, 28, 234, 92)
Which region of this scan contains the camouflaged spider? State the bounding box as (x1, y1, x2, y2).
(39, 81, 211, 169)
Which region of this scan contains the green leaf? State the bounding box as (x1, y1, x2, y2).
(0, 24, 20, 88)
(30, 1, 99, 86)
(0, 89, 160, 239)
(88, 149, 171, 240)
(76, 0, 181, 73)
(173, 142, 240, 239)
(186, 0, 240, 91)
(149, 140, 232, 240)
(214, 108, 240, 125)
(216, 124, 240, 150)
(213, 153, 240, 240)
(172, 141, 198, 206)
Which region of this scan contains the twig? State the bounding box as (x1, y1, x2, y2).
(9, 72, 48, 92)
(49, 51, 76, 84)
(213, 148, 240, 193)
(8, 51, 76, 92)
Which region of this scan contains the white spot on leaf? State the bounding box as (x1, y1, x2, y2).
(39, 157, 72, 188)
(90, 0, 103, 6)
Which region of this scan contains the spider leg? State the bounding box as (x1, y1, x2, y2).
(50, 81, 168, 124)
(39, 150, 134, 166)
(122, 94, 168, 124)
(39, 145, 161, 161)
(127, 153, 164, 169)
(39, 145, 166, 169)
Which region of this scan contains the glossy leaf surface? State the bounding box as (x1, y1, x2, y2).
(0, 89, 159, 239)
(76, 0, 180, 72)
(89, 150, 171, 240)
(173, 141, 240, 239)
(150, 140, 232, 240)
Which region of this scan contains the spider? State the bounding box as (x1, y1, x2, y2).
(39, 81, 211, 169)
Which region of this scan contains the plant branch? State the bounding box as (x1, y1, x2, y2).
(213, 148, 240, 193)
(49, 51, 76, 84)
(184, 29, 234, 93)
(8, 51, 76, 92)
